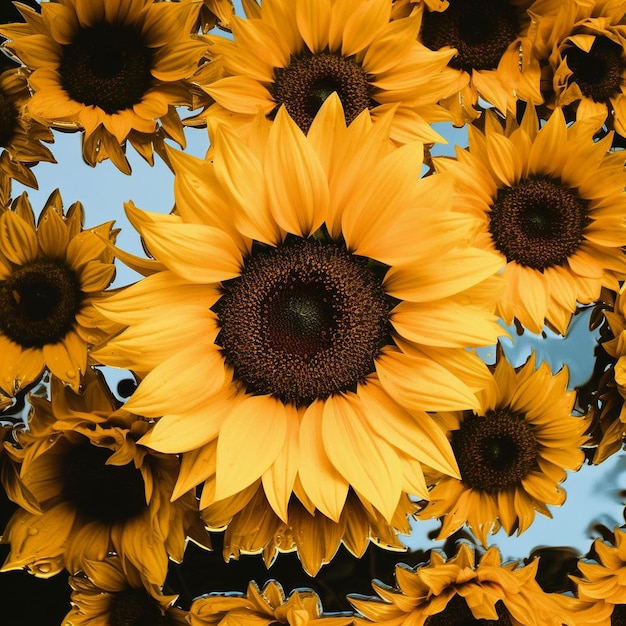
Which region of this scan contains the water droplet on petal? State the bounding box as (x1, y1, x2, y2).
(65, 370, 75, 379)
(27, 527, 39, 536)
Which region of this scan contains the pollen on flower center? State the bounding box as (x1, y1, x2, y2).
(60, 23, 154, 114)
(488, 176, 589, 270)
(215, 238, 392, 407)
(421, 0, 520, 72)
(564, 36, 624, 102)
(108, 588, 170, 626)
(0, 92, 17, 147)
(0, 259, 82, 348)
(451, 409, 539, 493)
(62, 444, 146, 524)
(426, 596, 513, 626)
(271, 51, 374, 133)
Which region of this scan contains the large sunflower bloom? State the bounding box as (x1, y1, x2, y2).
(414, 0, 542, 124)
(0, 190, 119, 395)
(0, 68, 55, 194)
(93, 95, 505, 527)
(531, 0, 626, 137)
(189, 579, 354, 626)
(190, 0, 466, 143)
(350, 543, 576, 626)
(200, 481, 416, 575)
(64, 555, 189, 626)
(434, 106, 626, 334)
(1, 371, 210, 585)
(0, 0, 208, 174)
(417, 352, 588, 546)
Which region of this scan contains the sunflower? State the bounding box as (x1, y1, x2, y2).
(1, 370, 210, 584)
(200, 481, 416, 576)
(0, 68, 55, 193)
(568, 527, 626, 626)
(413, 0, 542, 124)
(64, 555, 189, 626)
(531, 0, 626, 137)
(189, 579, 354, 626)
(189, 0, 466, 143)
(0, 190, 119, 395)
(434, 106, 626, 335)
(417, 352, 588, 546)
(350, 542, 577, 626)
(586, 285, 626, 464)
(0, 0, 208, 174)
(93, 95, 505, 528)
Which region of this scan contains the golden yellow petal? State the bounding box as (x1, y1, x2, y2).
(214, 394, 289, 501)
(265, 106, 329, 238)
(321, 393, 402, 521)
(375, 346, 480, 414)
(299, 401, 349, 522)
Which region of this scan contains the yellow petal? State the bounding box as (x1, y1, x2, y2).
(265, 106, 329, 238)
(322, 393, 402, 522)
(214, 395, 289, 500)
(299, 401, 349, 521)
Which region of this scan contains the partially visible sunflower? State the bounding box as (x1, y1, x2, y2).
(189, 580, 354, 626)
(63, 555, 188, 626)
(414, 0, 542, 124)
(0, 68, 55, 194)
(531, 0, 626, 137)
(568, 527, 626, 626)
(0, 190, 119, 395)
(417, 352, 588, 546)
(0, 423, 40, 535)
(0, 0, 208, 174)
(350, 543, 577, 626)
(200, 481, 416, 576)
(93, 96, 505, 529)
(189, 0, 466, 143)
(434, 106, 626, 334)
(585, 285, 626, 464)
(1, 370, 211, 584)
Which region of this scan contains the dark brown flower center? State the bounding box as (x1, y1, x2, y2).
(271, 51, 374, 133)
(0, 91, 18, 147)
(60, 23, 154, 114)
(564, 35, 624, 103)
(451, 409, 539, 493)
(109, 588, 171, 626)
(426, 596, 513, 626)
(421, 0, 522, 72)
(63, 443, 146, 524)
(0, 259, 82, 348)
(215, 238, 392, 406)
(612, 603, 626, 626)
(488, 176, 589, 270)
